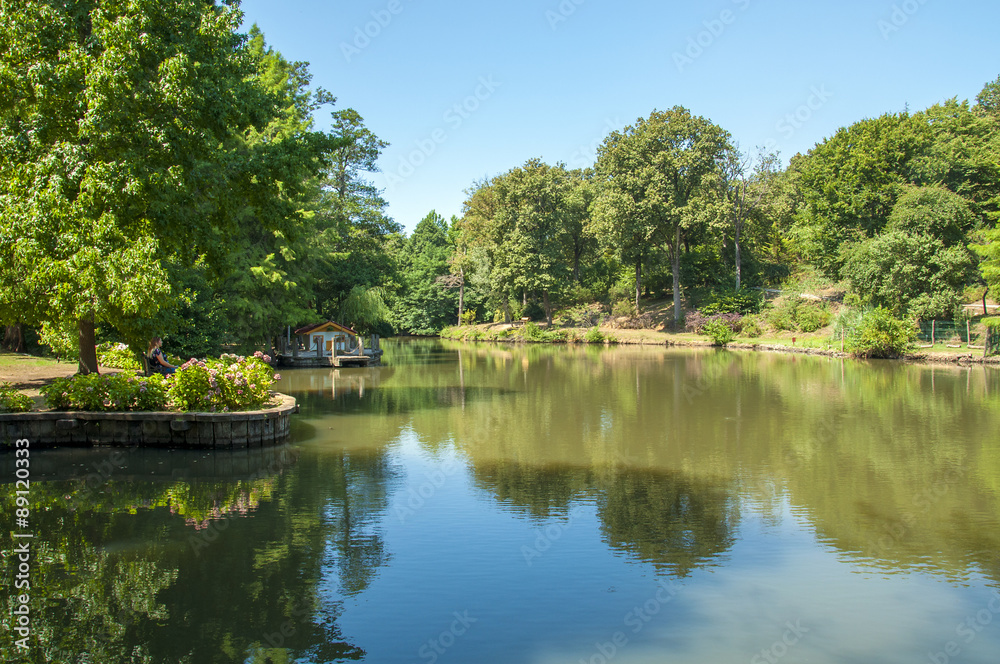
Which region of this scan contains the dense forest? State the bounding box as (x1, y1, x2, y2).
(2, 1, 999, 365)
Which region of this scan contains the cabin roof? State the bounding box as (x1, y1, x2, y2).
(294, 321, 359, 336)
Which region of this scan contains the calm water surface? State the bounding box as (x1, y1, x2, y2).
(3, 339, 1000, 663)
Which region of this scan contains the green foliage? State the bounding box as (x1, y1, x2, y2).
(594, 107, 731, 321)
(97, 342, 141, 371)
(559, 303, 605, 328)
(583, 327, 606, 343)
(392, 211, 458, 335)
(702, 319, 736, 345)
(42, 374, 169, 412)
(972, 227, 1000, 295)
(37, 321, 80, 361)
(0, 383, 33, 413)
(39, 354, 276, 412)
(765, 298, 832, 333)
(845, 307, 916, 359)
(740, 314, 764, 338)
(701, 289, 761, 315)
(842, 231, 973, 320)
(611, 300, 636, 318)
(337, 286, 391, 336)
(521, 323, 566, 343)
(169, 354, 278, 413)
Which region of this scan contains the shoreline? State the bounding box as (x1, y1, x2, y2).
(435, 327, 1000, 367)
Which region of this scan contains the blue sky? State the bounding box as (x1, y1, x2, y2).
(238, 0, 1000, 234)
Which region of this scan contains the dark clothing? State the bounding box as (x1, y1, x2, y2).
(148, 348, 175, 374)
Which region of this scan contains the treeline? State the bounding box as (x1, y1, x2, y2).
(388, 80, 1000, 335)
(0, 2, 401, 368)
(2, 1, 999, 366)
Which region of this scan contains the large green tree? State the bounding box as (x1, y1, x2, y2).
(491, 159, 575, 324)
(841, 186, 976, 319)
(0, 0, 326, 371)
(594, 107, 730, 324)
(393, 210, 457, 335)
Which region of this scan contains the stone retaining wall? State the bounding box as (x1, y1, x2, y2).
(0, 394, 297, 449)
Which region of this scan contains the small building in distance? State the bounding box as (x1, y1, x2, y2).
(278, 321, 382, 367)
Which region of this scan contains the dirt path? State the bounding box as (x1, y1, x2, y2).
(0, 355, 115, 406)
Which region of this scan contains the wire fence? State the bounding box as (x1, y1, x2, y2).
(916, 320, 993, 350)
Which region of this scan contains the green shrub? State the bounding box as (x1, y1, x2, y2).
(701, 288, 761, 315)
(39, 354, 277, 412)
(702, 319, 736, 346)
(611, 299, 636, 318)
(741, 314, 764, 338)
(583, 327, 605, 343)
(96, 342, 141, 371)
(170, 353, 278, 412)
(795, 303, 832, 333)
(521, 323, 565, 343)
(846, 307, 916, 358)
(41, 373, 170, 412)
(561, 303, 604, 328)
(0, 383, 33, 413)
(765, 297, 831, 333)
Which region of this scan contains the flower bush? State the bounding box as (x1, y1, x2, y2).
(39, 352, 278, 413)
(169, 353, 278, 412)
(42, 373, 170, 412)
(0, 383, 34, 413)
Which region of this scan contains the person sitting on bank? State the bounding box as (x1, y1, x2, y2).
(147, 337, 176, 375)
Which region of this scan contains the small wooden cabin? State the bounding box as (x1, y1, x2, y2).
(294, 321, 362, 357)
(279, 321, 382, 367)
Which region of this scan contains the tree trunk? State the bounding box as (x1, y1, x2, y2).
(984, 287, 989, 317)
(3, 324, 24, 352)
(634, 259, 642, 313)
(543, 290, 552, 325)
(734, 221, 742, 291)
(502, 296, 511, 324)
(672, 225, 682, 328)
(77, 317, 99, 375)
(457, 267, 465, 325)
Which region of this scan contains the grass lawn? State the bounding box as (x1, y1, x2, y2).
(0, 351, 65, 370)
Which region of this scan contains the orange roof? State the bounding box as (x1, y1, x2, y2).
(294, 321, 359, 336)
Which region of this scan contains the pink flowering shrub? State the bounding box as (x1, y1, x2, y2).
(169, 354, 278, 412)
(42, 373, 169, 411)
(40, 355, 278, 413)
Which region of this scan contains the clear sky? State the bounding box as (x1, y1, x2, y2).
(238, 0, 1000, 234)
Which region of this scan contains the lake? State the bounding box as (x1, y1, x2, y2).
(3, 339, 999, 663)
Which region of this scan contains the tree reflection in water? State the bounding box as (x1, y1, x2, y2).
(0, 446, 394, 663)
